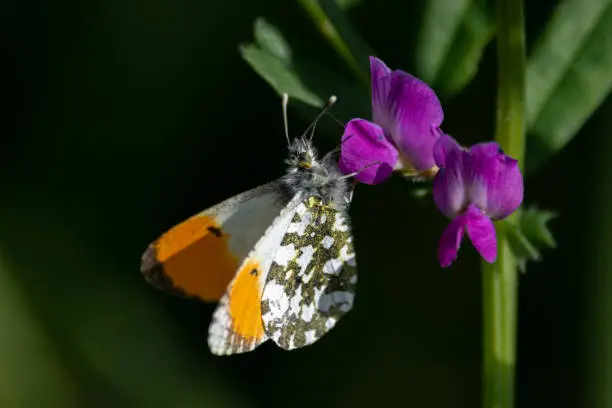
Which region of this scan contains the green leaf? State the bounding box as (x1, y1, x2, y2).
(240, 44, 323, 107)
(433, 2, 495, 97)
(505, 206, 557, 271)
(416, 0, 470, 82)
(518, 206, 558, 249)
(506, 221, 540, 272)
(254, 17, 292, 64)
(526, 0, 612, 170)
(415, 0, 494, 97)
(298, 0, 373, 86)
(241, 18, 370, 124)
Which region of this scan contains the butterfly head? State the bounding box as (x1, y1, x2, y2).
(286, 137, 318, 171)
(280, 93, 336, 173)
(283, 137, 348, 210)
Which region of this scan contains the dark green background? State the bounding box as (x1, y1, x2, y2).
(1, 0, 607, 407)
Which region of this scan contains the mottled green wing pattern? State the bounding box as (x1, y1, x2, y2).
(261, 195, 357, 350)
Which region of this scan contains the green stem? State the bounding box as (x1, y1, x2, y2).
(297, 0, 371, 87)
(482, 1, 525, 408)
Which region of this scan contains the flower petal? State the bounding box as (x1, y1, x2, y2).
(438, 204, 498, 267)
(469, 142, 500, 157)
(433, 133, 463, 168)
(465, 142, 524, 219)
(464, 204, 497, 263)
(433, 135, 468, 218)
(383, 70, 443, 171)
(370, 57, 392, 128)
(370, 56, 391, 82)
(438, 212, 466, 268)
(339, 119, 398, 185)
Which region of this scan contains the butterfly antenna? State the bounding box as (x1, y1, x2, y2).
(302, 95, 338, 143)
(282, 93, 291, 146)
(322, 146, 341, 161)
(326, 112, 346, 129)
(322, 130, 356, 162)
(338, 160, 381, 180)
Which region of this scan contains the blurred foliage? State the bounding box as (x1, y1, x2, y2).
(415, 0, 495, 98)
(525, 0, 612, 171)
(2, 0, 612, 407)
(0, 255, 79, 408)
(335, 0, 364, 9)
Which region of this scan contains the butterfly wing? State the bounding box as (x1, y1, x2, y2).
(261, 195, 357, 350)
(207, 192, 304, 355)
(141, 181, 290, 303)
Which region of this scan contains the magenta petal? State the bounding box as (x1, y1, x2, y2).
(465, 142, 524, 219)
(370, 58, 392, 128)
(433, 133, 463, 168)
(469, 142, 500, 157)
(370, 56, 391, 82)
(464, 204, 497, 263)
(438, 204, 498, 267)
(433, 136, 467, 219)
(339, 119, 398, 185)
(383, 71, 443, 171)
(438, 213, 467, 268)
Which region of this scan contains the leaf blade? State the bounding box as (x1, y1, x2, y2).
(434, 2, 495, 97)
(526, 0, 612, 169)
(241, 18, 370, 122)
(415, 0, 472, 84)
(254, 17, 292, 64)
(240, 44, 324, 107)
(415, 0, 494, 98)
(504, 206, 557, 271)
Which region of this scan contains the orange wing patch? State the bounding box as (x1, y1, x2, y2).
(207, 258, 267, 355)
(141, 215, 239, 302)
(227, 260, 265, 342)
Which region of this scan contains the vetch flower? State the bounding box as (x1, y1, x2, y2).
(433, 135, 524, 267)
(339, 56, 444, 184)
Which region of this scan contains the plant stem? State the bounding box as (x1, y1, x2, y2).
(482, 0, 525, 408)
(495, 0, 526, 164)
(297, 0, 371, 87)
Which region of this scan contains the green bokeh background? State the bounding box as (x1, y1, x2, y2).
(1, 0, 608, 407)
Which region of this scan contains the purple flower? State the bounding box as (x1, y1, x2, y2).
(433, 135, 524, 267)
(339, 56, 444, 185)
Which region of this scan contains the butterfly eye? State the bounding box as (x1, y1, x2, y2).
(297, 153, 311, 168)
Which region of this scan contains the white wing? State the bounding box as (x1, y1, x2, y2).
(207, 192, 304, 355)
(261, 195, 357, 350)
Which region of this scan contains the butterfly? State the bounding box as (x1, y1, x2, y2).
(140, 94, 358, 355)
